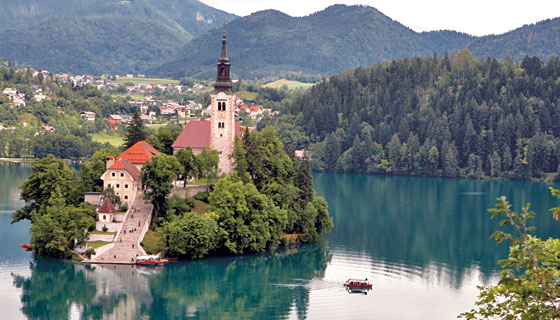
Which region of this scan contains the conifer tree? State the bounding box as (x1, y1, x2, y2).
(124, 112, 147, 149)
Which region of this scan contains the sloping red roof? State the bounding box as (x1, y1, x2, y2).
(172, 121, 241, 149)
(109, 159, 140, 180)
(98, 198, 116, 214)
(117, 141, 159, 164)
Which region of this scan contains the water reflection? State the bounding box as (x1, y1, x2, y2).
(314, 172, 560, 288)
(12, 244, 331, 319)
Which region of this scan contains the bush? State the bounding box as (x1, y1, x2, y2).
(120, 203, 129, 211)
(85, 248, 95, 258)
(193, 192, 209, 203)
(163, 212, 219, 259)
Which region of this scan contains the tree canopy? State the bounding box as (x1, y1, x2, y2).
(461, 188, 560, 319)
(124, 112, 147, 149)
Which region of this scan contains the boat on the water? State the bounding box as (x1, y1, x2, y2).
(344, 278, 372, 289)
(136, 255, 165, 267)
(20, 244, 32, 251)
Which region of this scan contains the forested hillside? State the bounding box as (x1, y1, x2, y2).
(0, 0, 236, 75)
(267, 51, 560, 180)
(155, 5, 560, 79)
(153, 5, 473, 79)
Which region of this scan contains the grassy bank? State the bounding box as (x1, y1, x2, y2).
(92, 132, 124, 147)
(263, 79, 315, 90)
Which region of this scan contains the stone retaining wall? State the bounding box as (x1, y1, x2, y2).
(89, 233, 115, 242)
(96, 221, 122, 233)
(90, 243, 114, 260)
(171, 185, 209, 198)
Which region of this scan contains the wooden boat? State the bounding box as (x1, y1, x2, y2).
(20, 244, 32, 251)
(344, 278, 372, 289)
(136, 255, 165, 267)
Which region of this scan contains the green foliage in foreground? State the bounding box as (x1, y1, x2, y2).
(460, 188, 560, 319)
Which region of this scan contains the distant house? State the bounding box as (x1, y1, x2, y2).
(295, 149, 307, 160)
(159, 105, 174, 115)
(140, 114, 155, 124)
(193, 84, 206, 89)
(21, 120, 28, 127)
(81, 111, 96, 121)
(42, 125, 56, 132)
(34, 94, 47, 102)
(2, 88, 17, 96)
(12, 97, 25, 107)
(108, 114, 123, 126)
(177, 107, 189, 118)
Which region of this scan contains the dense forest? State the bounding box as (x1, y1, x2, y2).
(266, 51, 560, 180)
(0, 0, 236, 74)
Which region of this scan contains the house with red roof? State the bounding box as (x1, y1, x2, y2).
(100, 141, 159, 205)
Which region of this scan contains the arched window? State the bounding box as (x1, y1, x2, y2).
(218, 102, 222, 111)
(222, 103, 226, 111)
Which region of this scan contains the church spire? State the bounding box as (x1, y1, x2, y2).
(214, 23, 232, 95)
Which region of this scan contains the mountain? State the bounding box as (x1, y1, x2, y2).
(467, 17, 560, 62)
(0, 0, 236, 75)
(154, 5, 560, 79)
(153, 5, 474, 79)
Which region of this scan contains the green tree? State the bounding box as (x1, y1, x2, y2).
(195, 148, 219, 189)
(141, 154, 182, 221)
(79, 148, 119, 192)
(163, 212, 219, 259)
(208, 175, 288, 254)
(175, 147, 197, 184)
(12, 155, 80, 223)
(124, 112, 147, 149)
(461, 188, 560, 319)
(30, 197, 94, 257)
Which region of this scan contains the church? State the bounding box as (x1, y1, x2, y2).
(172, 30, 241, 174)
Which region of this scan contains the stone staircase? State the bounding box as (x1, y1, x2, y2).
(87, 191, 154, 264)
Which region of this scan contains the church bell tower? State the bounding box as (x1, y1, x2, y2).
(210, 26, 236, 174)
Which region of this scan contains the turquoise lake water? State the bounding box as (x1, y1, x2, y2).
(1, 161, 559, 319)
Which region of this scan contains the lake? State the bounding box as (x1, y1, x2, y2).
(1, 161, 559, 319)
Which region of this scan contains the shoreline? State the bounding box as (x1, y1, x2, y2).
(0, 157, 35, 163)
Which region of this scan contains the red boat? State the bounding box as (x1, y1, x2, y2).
(20, 244, 32, 251)
(136, 255, 165, 267)
(344, 278, 372, 289)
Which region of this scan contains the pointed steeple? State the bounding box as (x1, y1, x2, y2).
(214, 24, 233, 95)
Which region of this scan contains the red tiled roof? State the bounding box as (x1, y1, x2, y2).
(117, 141, 159, 164)
(172, 121, 241, 149)
(98, 198, 116, 213)
(109, 159, 140, 180)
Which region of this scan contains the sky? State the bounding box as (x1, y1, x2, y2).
(200, 0, 560, 36)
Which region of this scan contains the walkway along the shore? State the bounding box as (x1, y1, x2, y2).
(85, 191, 153, 265)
